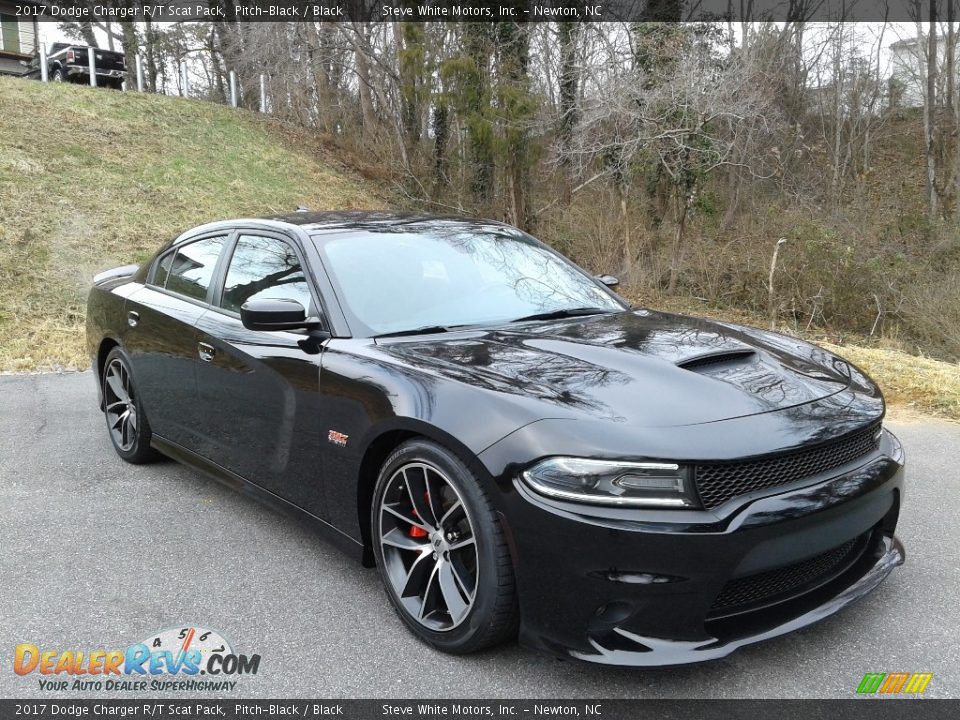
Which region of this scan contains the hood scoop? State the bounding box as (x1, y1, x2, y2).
(677, 349, 757, 371)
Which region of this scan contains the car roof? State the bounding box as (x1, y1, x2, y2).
(173, 211, 512, 245)
(263, 210, 509, 234)
(263, 210, 428, 227)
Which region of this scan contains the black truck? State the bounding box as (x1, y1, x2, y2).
(31, 43, 126, 89)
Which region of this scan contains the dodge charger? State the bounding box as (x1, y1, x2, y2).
(85, 212, 905, 665)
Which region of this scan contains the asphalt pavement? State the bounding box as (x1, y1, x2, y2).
(1, 372, 958, 699)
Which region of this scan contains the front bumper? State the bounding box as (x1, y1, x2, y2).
(492, 429, 905, 666)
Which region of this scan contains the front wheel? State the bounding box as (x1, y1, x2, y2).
(372, 439, 518, 654)
(102, 348, 157, 464)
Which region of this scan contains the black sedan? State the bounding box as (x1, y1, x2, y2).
(86, 212, 905, 665)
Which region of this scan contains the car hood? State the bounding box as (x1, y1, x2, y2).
(375, 309, 874, 428)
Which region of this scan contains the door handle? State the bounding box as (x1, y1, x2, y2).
(127, 311, 139, 328)
(197, 342, 216, 362)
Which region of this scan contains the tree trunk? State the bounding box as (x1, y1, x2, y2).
(431, 101, 449, 199)
(461, 23, 494, 207)
(208, 25, 227, 103)
(829, 24, 844, 198)
(667, 195, 690, 294)
(311, 22, 335, 132)
(143, 16, 159, 92)
(79, 21, 98, 48)
(721, 154, 742, 230)
(768, 238, 786, 329)
(397, 20, 425, 164)
(118, 19, 138, 85)
(926, 3, 940, 220)
(353, 22, 377, 133)
(557, 20, 581, 204)
(214, 9, 246, 107)
(498, 18, 532, 230)
(104, 21, 115, 51)
(619, 186, 632, 275)
(948, 13, 960, 219)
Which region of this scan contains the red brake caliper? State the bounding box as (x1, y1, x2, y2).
(408, 492, 431, 538)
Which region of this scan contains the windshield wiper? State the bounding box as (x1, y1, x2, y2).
(374, 322, 485, 338)
(509, 307, 616, 324)
(374, 325, 452, 338)
(375, 309, 615, 337)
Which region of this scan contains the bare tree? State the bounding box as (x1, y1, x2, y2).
(561, 25, 777, 287)
(925, 1, 940, 219)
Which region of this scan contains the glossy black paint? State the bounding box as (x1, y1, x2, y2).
(86, 212, 905, 666)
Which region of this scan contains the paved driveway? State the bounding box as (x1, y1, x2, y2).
(1, 372, 957, 698)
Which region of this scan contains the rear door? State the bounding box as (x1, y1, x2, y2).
(124, 233, 230, 450)
(194, 231, 330, 517)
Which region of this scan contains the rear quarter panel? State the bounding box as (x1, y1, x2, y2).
(85, 273, 140, 390)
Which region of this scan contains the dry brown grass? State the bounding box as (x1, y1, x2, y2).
(819, 342, 960, 420)
(0, 76, 382, 371)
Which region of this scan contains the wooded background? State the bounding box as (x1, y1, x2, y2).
(54, 11, 960, 362)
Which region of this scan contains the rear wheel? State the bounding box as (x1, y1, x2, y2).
(51, 67, 65, 83)
(102, 348, 157, 464)
(372, 439, 518, 654)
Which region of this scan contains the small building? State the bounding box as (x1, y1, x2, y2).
(889, 35, 940, 109)
(0, 0, 39, 76)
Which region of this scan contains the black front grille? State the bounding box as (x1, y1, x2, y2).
(710, 535, 866, 615)
(694, 423, 881, 510)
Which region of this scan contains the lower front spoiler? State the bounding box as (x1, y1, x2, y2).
(568, 535, 905, 666)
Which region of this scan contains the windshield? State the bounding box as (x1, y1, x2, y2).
(314, 225, 625, 336)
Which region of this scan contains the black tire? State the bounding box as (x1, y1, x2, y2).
(51, 66, 65, 83)
(101, 348, 158, 464)
(372, 439, 518, 654)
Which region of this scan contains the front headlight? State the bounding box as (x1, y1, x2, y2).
(521, 457, 697, 508)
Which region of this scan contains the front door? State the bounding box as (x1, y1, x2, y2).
(194, 232, 329, 518)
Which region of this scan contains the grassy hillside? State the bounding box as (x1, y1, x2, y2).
(0, 76, 379, 370)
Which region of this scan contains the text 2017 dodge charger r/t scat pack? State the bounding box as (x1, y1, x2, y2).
(86, 212, 905, 666)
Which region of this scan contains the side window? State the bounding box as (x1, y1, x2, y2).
(220, 235, 313, 314)
(153, 251, 174, 288)
(164, 236, 227, 301)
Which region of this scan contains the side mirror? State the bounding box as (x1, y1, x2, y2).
(595, 274, 620, 288)
(240, 298, 320, 332)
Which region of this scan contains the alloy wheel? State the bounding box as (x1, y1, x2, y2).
(378, 462, 479, 631)
(103, 358, 138, 452)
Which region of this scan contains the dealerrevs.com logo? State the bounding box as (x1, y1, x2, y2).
(13, 626, 260, 692)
